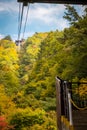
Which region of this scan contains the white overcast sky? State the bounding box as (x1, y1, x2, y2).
(0, 0, 83, 41)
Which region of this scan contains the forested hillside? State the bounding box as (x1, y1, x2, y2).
(0, 5, 87, 130)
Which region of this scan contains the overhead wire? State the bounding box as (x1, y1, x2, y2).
(18, 3, 24, 41)
(17, 2, 30, 42)
(18, 3, 21, 39)
(22, 3, 30, 39)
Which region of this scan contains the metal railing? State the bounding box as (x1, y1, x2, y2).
(68, 82, 87, 109)
(56, 77, 87, 130)
(56, 77, 73, 130)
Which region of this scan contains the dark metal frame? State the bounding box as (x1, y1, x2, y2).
(17, 0, 87, 5)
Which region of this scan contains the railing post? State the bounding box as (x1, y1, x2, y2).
(68, 92, 73, 126)
(56, 77, 62, 130)
(63, 81, 69, 120)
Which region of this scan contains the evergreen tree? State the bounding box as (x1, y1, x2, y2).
(3, 35, 12, 41)
(63, 5, 81, 24)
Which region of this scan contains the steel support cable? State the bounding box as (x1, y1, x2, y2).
(18, 3, 24, 41)
(22, 3, 30, 39)
(70, 98, 87, 110)
(18, 3, 21, 38)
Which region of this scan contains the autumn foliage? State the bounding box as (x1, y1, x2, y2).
(0, 5, 87, 130)
(0, 116, 14, 130)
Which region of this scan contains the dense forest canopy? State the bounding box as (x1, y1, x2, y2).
(0, 5, 87, 130)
